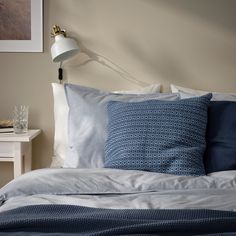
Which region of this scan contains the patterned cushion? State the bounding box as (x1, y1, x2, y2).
(105, 94, 212, 176)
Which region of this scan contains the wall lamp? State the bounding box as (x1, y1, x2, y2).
(51, 25, 79, 83)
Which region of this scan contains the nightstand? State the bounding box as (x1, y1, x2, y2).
(0, 129, 41, 178)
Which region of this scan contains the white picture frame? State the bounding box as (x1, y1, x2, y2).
(0, 0, 43, 52)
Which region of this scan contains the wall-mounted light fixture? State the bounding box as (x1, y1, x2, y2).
(51, 25, 79, 83)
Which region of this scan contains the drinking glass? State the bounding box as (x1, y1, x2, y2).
(13, 105, 28, 134)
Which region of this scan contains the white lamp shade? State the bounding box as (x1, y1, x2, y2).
(51, 35, 79, 62)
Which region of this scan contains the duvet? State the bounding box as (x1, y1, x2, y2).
(0, 168, 236, 235)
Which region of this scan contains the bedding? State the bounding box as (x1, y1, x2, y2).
(170, 84, 236, 101)
(51, 83, 161, 168)
(204, 101, 236, 173)
(6, 82, 234, 234)
(170, 84, 236, 174)
(51, 83, 69, 167)
(113, 83, 161, 94)
(105, 94, 212, 176)
(0, 168, 236, 234)
(64, 83, 179, 169)
(1, 169, 236, 212)
(1, 205, 236, 235)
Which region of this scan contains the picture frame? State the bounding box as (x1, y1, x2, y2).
(0, 0, 43, 52)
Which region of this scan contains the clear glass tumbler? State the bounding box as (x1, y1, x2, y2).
(13, 105, 28, 134)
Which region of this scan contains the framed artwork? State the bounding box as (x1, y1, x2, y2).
(0, 0, 43, 52)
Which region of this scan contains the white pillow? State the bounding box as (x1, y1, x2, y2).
(113, 84, 161, 94)
(170, 84, 236, 101)
(51, 83, 69, 167)
(51, 83, 161, 167)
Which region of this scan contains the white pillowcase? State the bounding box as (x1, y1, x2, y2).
(51, 83, 69, 167)
(170, 84, 236, 101)
(113, 84, 161, 94)
(51, 83, 161, 167)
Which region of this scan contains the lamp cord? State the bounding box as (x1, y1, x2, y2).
(77, 49, 150, 87)
(58, 61, 63, 84)
(57, 54, 150, 87)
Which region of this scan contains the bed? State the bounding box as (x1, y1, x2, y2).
(0, 83, 236, 235)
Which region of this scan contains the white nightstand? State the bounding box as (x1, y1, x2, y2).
(0, 129, 41, 178)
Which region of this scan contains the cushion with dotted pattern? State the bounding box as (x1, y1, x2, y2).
(105, 94, 212, 176)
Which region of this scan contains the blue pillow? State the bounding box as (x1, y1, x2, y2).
(204, 101, 236, 173)
(105, 94, 212, 176)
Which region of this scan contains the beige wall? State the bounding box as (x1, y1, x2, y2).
(0, 0, 236, 186)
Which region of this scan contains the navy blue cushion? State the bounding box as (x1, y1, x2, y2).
(204, 101, 236, 173)
(105, 94, 212, 176)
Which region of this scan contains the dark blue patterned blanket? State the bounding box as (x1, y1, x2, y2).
(0, 205, 236, 235)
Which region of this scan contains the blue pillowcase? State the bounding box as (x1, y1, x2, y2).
(105, 94, 212, 176)
(204, 101, 236, 173)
